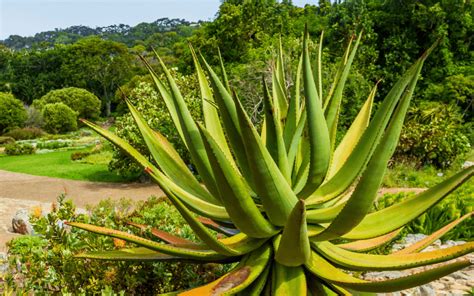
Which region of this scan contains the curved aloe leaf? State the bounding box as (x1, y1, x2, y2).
(275, 200, 311, 266)
(272, 263, 307, 295)
(337, 229, 402, 252)
(179, 244, 272, 296)
(394, 212, 473, 254)
(314, 241, 474, 271)
(299, 28, 331, 197)
(343, 166, 474, 239)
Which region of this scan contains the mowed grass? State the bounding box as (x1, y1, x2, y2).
(0, 150, 127, 183)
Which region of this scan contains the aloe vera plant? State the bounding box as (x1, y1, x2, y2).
(68, 30, 473, 295)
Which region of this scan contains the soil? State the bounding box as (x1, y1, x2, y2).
(0, 170, 163, 250)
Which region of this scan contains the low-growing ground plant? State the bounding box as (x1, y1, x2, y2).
(3, 127, 45, 140)
(4, 142, 35, 156)
(3, 195, 229, 294)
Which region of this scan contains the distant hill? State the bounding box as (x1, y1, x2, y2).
(0, 18, 201, 50)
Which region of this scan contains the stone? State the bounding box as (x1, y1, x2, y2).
(462, 161, 474, 169)
(429, 282, 445, 290)
(419, 285, 435, 295)
(12, 209, 33, 235)
(449, 290, 469, 295)
(450, 283, 470, 291)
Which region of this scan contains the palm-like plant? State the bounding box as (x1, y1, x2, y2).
(68, 30, 473, 295)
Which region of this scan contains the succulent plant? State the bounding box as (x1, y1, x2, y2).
(68, 30, 473, 295)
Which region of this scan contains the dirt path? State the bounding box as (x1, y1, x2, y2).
(0, 170, 163, 249)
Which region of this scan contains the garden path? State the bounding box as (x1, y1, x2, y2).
(0, 169, 163, 250)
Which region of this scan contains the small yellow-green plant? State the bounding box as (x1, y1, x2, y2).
(69, 30, 473, 295)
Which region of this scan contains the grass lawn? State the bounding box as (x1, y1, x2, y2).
(0, 150, 128, 183)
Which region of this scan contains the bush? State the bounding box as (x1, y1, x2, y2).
(33, 87, 101, 119)
(42, 103, 78, 134)
(110, 73, 201, 179)
(70, 151, 91, 161)
(3, 195, 228, 294)
(4, 142, 35, 155)
(3, 127, 45, 140)
(36, 140, 71, 150)
(0, 136, 15, 146)
(394, 101, 471, 168)
(0, 92, 27, 133)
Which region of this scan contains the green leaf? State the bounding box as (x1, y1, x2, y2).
(272, 263, 307, 295)
(299, 28, 331, 197)
(275, 200, 311, 266)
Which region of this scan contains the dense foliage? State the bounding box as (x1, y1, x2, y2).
(0, 92, 27, 133)
(3, 196, 228, 294)
(33, 87, 101, 119)
(395, 101, 471, 168)
(4, 142, 35, 155)
(42, 103, 78, 134)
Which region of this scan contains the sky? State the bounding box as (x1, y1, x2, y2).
(0, 0, 318, 39)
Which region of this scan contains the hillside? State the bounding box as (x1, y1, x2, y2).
(0, 18, 200, 50)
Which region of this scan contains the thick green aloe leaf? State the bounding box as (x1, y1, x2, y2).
(306, 202, 345, 224)
(325, 33, 362, 147)
(138, 55, 185, 143)
(179, 244, 272, 296)
(306, 46, 434, 205)
(217, 47, 231, 92)
(275, 200, 311, 266)
(200, 55, 255, 189)
(287, 111, 306, 174)
(273, 38, 289, 119)
(81, 119, 230, 221)
(394, 212, 473, 254)
(75, 248, 237, 264)
(124, 98, 218, 205)
(311, 56, 424, 241)
(234, 94, 298, 226)
(272, 263, 307, 295)
(327, 82, 376, 179)
(323, 36, 353, 110)
(198, 123, 277, 238)
(153, 51, 219, 198)
(299, 28, 331, 197)
(305, 250, 471, 293)
(190, 45, 233, 162)
(283, 53, 303, 150)
(238, 263, 271, 296)
(314, 241, 474, 271)
(67, 222, 230, 261)
(262, 78, 291, 182)
(343, 166, 474, 239)
(316, 31, 324, 107)
(337, 229, 402, 252)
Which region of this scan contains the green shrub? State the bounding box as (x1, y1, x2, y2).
(4, 142, 35, 155)
(0, 92, 27, 133)
(394, 101, 471, 168)
(3, 195, 228, 294)
(110, 75, 201, 178)
(375, 182, 473, 241)
(71, 150, 91, 161)
(0, 136, 15, 146)
(33, 87, 101, 119)
(3, 127, 45, 140)
(42, 103, 78, 134)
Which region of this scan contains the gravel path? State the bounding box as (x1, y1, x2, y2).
(0, 170, 163, 249)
